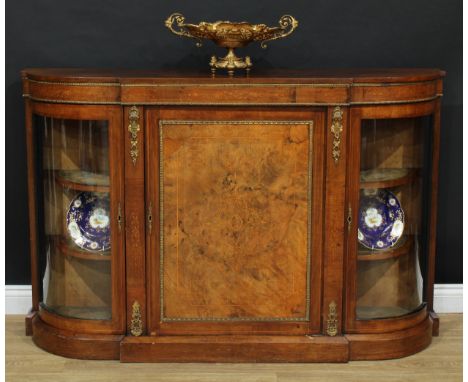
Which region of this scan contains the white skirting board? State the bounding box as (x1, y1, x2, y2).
(4, 284, 463, 315)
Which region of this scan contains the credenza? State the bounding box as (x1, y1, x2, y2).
(22, 68, 444, 362)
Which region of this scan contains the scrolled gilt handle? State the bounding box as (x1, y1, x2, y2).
(165, 13, 203, 47)
(260, 15, 299, 49)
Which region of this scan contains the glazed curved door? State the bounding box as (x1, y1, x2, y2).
(345, 101, 440, 333)
(27, 102, 125, 333)
(146, 107, 325, 336)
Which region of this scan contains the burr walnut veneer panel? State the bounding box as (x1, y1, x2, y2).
(160, 120, 312, 321)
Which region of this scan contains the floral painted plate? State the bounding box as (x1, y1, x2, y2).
(358, 189, 404, 250)
(66, 192, 111, 252)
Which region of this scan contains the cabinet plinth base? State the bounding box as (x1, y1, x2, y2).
(25, 309, 37, 336)
(429, 310, 440, 336)
(346, 314, 433, 360)
(120, 335, 350, 363)
(31, 315, 123, 360)
(28, 314, 434, 362)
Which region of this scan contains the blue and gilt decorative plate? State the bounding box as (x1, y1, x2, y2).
(66, 192, 111, 252)
(358, 189, 404, 250)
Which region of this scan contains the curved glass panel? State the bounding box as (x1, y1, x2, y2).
(34, 115, 112, 320)
(357, 116, 432, 320)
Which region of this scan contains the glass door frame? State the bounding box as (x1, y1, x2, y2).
(344, 100, 441, 334)
(26, 101, 125, 334)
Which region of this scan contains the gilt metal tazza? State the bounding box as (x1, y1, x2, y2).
(165, 13, 298, 76)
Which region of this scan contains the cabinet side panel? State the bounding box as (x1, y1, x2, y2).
(425, 99, 441, 311)
(24, 98, 40, 311)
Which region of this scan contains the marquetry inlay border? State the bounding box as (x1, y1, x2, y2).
(158, 119, 314, 322)
(25, 77, 438, 88)
(22, 94, 443, 107)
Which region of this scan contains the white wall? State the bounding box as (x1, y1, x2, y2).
(5, 284, 463, 314)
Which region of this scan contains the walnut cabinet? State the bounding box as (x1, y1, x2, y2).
(22, 68, 444, 362)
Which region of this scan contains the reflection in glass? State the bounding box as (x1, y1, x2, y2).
(357, 117, 432, 320)
(35, 115, 112, 320)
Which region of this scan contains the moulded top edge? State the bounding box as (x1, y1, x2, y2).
(21, 68, 445, 85)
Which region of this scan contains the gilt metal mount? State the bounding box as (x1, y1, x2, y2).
(331, 106, 344, 164)
(326, 301, 338, 336)
(131, 301, 143, 336)
(128, 106, 140, 166)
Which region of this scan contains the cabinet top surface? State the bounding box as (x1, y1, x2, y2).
(22, 68, 445, 84)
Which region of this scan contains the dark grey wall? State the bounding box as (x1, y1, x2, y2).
(6, 0, 462, 284)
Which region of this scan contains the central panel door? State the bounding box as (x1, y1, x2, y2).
(146, 108, 324, 336)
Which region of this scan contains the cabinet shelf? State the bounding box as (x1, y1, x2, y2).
(57, 237, 111, 261)
(360, 168, 418, 189)
(53, 170, 110, 193)
(42, 304, 111, 320)
(356, 306, 416, 320)
(357, 235, 413, 261)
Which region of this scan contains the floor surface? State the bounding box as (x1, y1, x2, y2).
(5, 314, 462, 382)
